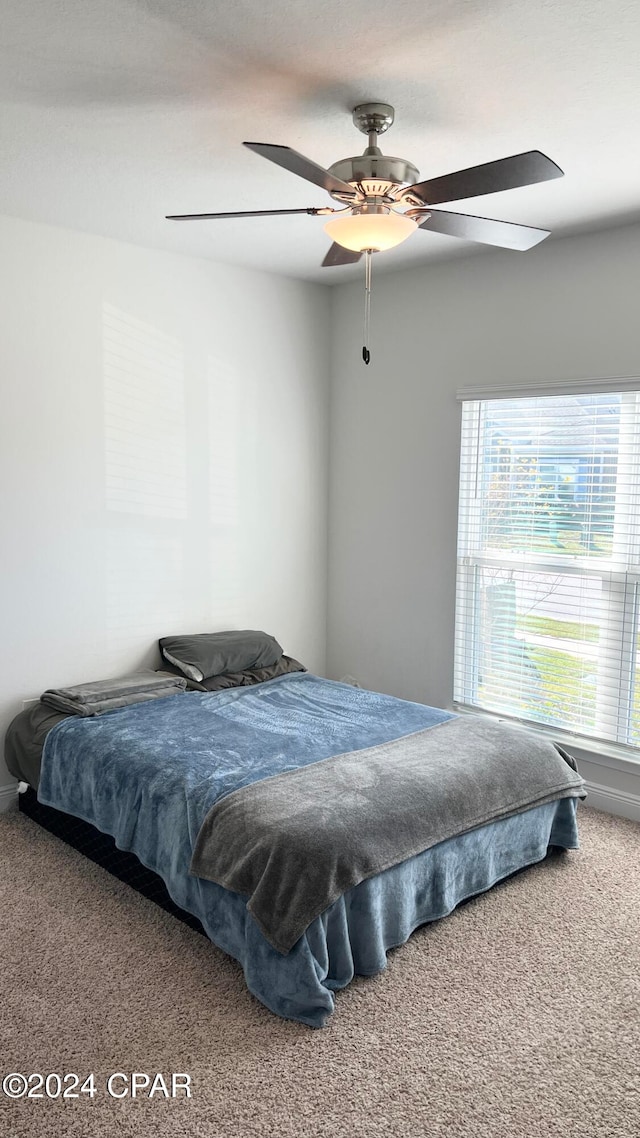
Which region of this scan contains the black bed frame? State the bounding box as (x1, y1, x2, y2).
(19, 787, 206, 936)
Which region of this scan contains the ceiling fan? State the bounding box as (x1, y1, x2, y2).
(167, 103, 563, 362)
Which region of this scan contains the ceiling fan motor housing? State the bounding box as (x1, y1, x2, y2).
(328, 102, 420, 198)
(328, 153, 420, 198)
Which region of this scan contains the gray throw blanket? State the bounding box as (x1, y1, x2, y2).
(41, 670, 186, 716)
(191, 716, 585, 954)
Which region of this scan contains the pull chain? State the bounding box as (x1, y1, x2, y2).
(362, 249, 373, 365)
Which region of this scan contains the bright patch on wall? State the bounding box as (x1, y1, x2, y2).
(103, 302, 187, 518)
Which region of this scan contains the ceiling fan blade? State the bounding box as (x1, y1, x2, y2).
(322, 243, 363, 268)
(407, 151, 563, 206)
(243, 142, 355, 196)
(418, 209, 550, 250)
(166, 207, 326, 221)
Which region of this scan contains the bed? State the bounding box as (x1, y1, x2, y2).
(5, 648, 584, 1028)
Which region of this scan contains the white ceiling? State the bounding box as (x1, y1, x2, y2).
(1, 0, 639, 283)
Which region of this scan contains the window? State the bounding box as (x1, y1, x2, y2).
(454, 389, 640, 751)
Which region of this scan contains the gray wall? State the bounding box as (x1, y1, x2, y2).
(327, 221, 640, 814)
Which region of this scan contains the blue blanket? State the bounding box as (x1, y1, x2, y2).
(39, 674, 453, 866)
(38, 673, 579, 1025)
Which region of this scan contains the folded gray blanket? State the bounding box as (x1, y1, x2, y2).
(191, 716, 585, 954)
(41, 670, 186, 716)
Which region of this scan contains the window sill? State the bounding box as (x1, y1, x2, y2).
(452, 702, 640, 776)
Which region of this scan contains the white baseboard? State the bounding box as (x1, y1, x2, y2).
(0, 783, 18, 813)
(584, 779, 640, 823)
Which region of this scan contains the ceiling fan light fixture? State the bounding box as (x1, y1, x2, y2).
(323, 208, 418, 252)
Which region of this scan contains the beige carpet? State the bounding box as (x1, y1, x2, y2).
(0, 806, 639, 1138)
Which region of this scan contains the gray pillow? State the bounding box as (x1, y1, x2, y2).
(159, 630, 283, 683)
(159, 654, 306, 692)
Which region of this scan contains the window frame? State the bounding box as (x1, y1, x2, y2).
(454, 384, 640, 757)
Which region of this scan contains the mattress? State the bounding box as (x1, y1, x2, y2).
(5, 701, 67, 788)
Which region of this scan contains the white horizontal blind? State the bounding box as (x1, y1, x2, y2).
(454, 390, 640, 749)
